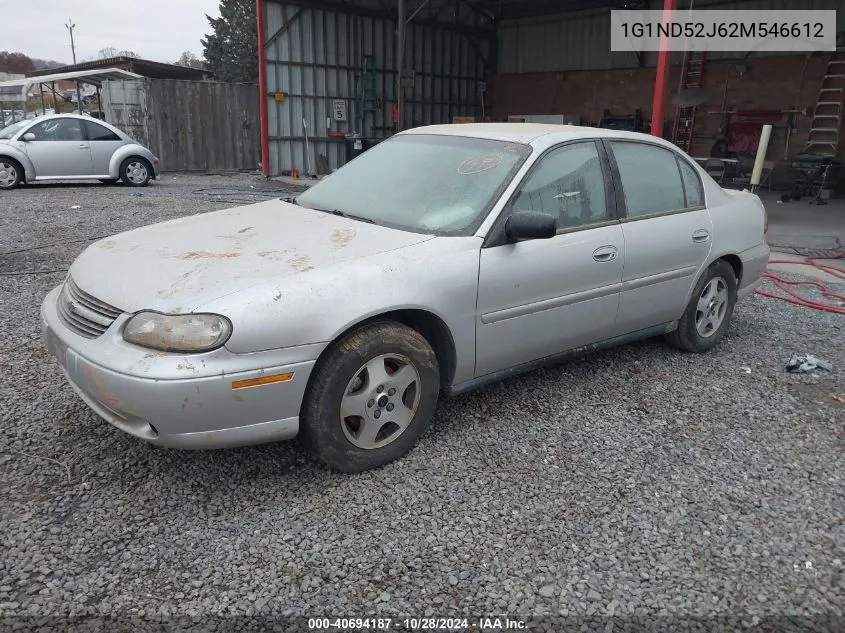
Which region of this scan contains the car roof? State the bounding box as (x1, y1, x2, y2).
(399, 122, 669, 147)
(24, 113, 94, 121)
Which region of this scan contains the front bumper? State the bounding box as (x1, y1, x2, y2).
(40, 285, 321, 449)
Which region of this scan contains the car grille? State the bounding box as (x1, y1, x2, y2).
(57, 277, 124, 339)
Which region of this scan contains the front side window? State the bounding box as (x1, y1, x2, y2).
(511, 141, 610, 229)
(609, 141, 686, 218)
(295, 134, 532, 235)
(84, 120, 121, 141)
(27, 118, 85, 142)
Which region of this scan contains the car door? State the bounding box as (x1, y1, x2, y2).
(83, 119, 124, 176)
(604, 139, 713, 334)
(22, 117, 93, 178)
(475, 140, 625, 378)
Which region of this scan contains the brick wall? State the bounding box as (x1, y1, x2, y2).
(489, 54, 831, 162)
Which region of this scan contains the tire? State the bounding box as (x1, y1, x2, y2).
(299, 321, 441, 473)
(665, 259, 737, 353)
(0, 158, 23, 190)
(119, 157, 152, 187)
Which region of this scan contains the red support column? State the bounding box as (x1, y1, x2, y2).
(650, 0, 677, 138)
(256, 0, 270, 177)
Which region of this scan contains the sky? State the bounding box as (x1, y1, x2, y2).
(6, 0, 221, 65)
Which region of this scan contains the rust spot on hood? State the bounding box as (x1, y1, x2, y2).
(287, 254, 313, 271)
(257, 250, 289, 261)
(331, 228, 357, 248)
(179, 251, 241, 260)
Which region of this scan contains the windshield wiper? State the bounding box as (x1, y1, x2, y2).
(312, 207, 375, 224)
(282, 196, 298, 205)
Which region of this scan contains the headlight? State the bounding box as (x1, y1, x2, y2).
(123, 311, 232, 353)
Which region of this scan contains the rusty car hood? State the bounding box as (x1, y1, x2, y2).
(68, 198, 434, 313)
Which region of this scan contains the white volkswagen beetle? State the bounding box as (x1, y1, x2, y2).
(0, 113, 160, 189)
(41, 123, 769, 472)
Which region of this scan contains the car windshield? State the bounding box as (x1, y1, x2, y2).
(295, 134, 533, 235)
(0, 120, 28, 140)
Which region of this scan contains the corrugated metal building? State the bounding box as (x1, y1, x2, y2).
(259, 0, 845, 175)
(261, 0, 494, 175)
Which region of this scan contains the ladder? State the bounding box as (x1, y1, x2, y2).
(357, 55, 378, 134)
(804, 50, 845, 157)
(670, 50, 706, 153)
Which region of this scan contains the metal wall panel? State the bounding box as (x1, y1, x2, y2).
(500, 0, 845, 72)
(102, 78, 259, 172)
(264, 1, 488, 176)
(498, 8, 639, 73)
(101, 79, 151, 148)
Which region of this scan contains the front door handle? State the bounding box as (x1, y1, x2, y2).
(79, 144, 89, 150)
(592, 245, 618, 262)
(692, 229, 710, 243)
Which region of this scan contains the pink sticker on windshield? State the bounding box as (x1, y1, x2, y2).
(458, 154, 503, 175)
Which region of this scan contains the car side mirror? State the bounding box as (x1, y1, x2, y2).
(505, 211, 557, 242)
(22, 133, 35, 142)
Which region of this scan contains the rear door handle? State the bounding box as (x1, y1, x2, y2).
(592, 245, 618, 262)
(692, 229, 710, 243)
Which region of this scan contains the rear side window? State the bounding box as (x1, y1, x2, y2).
(84, 120, 121, 141)
(609, 141, 686, 218)
(677, 157, 704, 207)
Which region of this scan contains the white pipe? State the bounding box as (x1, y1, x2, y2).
(750, 124, 772, 188)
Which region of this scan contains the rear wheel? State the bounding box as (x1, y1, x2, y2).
(119, 157, 152, 187)
(665, 260, 737, 353)
(0, 159, 23, 190)
(299, 321, 440, 473)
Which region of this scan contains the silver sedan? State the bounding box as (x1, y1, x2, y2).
(40, 123, 769, 472)
(0, 113, 160, 189)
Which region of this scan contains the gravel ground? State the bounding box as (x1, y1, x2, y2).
(1, 174, 843, 632)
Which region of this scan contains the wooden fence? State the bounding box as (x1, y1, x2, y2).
(102, 78, 260, 172)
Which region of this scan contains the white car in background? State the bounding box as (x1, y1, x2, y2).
(0, 113, 160, 189)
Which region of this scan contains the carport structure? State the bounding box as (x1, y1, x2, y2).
(0, 68, 142, 122)
(256, 0, 662, 176)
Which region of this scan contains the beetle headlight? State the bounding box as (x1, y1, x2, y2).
(123, 312, 232, 353)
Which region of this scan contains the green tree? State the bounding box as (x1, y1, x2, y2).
(201, 0, 257, 83)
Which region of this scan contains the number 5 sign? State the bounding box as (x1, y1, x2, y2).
(332, 100, 347, 121)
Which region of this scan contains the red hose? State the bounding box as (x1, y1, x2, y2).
(756, 252, 845, 314)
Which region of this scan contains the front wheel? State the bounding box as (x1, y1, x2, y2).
(119, 157, 152, 187)
(0, 159, 23, 190)
(299, 321, 440, 473)
(665, 260, 737, 353)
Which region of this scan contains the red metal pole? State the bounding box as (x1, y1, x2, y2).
(650, 0, 676, 137)
(256, 0, 270, 177)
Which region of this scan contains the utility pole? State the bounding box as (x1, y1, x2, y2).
(65, 19, 82, 113)
(65, 19, 77, 63)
